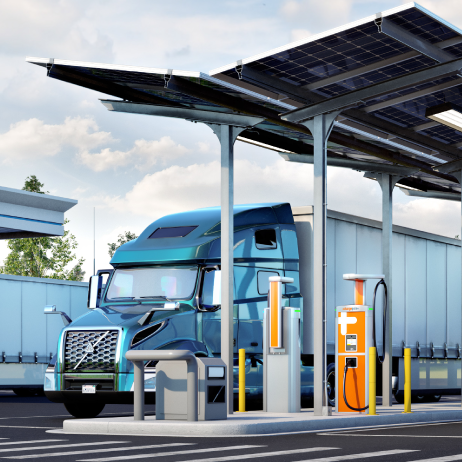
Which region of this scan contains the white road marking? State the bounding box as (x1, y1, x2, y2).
(319, 433, 462, 438)
(0, 411, 142, 420)
(297, 450, 419, 461)
(410, 456, 462, 461)
(170, 447, 339, 462)
(76, 445, 264, 462)
(0, 441, 128, 454)
(0, 426, 58, 429)
(0, 441, 65, 446)
(5, 443, 196, 459)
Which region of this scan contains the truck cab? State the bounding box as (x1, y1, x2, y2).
(44, 203, 306, 418)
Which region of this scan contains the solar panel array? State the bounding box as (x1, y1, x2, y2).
(27, 4, 462, 194)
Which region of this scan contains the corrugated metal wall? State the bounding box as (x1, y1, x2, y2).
(296, 209, 461, 358)
(0, 275, 88, 363)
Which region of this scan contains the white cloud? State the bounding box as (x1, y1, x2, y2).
(0, 116, 113, 160)
(78, 136, 189, 172)
(290, 29, 311, 42)
(280, 0, 353, 31)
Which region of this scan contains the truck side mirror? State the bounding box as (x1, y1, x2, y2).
(44, 305, 72, 326)
(198, 268, 221, 311)
(88, 275, 103, 309)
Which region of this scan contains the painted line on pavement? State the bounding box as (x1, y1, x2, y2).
(171, 447, 339, 462)
(0, 441, 129, 453)
(0, 441, 65, 446)
(4, 443, 197, 459)
(75, 445, 265, 462)
(410, 456, 462, 461)
(296, 450, 419, 462)
(318, 433, 462, 438)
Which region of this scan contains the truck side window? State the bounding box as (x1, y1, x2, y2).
(255, 229, 277, 250)
(201, 269, 221, 309)
(257, 270, 279, 295)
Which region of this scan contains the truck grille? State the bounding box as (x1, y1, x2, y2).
(64, 330, 119, 372)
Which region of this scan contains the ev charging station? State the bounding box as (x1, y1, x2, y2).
(336, 274, 385, 413)
(263, 276, 300, 413)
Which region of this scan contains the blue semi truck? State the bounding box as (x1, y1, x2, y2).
(44, 203, 310, 418)
(44, 202, 461, 418)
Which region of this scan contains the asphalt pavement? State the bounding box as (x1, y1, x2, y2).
(1, 390, 462, 462)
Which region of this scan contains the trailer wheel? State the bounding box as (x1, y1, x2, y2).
(431, 394, 442, 402)
(64, 402, 105, 419)
(326, 363, 336, 407)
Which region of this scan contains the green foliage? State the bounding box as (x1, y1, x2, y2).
(0, 176, 85, 281)
(108, 231, 138, 258)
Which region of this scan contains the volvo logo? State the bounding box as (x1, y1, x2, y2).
(84, 343, 94, 354)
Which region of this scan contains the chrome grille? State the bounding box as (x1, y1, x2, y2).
(64, 330, 119, 372)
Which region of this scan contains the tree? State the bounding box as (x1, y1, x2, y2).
(0, 176, 85, 281)
(108, 231, 138, 258)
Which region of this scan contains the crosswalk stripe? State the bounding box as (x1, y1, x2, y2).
(75, 445, 264, 462)
(172, 447, 339, 462)
(0, 441, 65, 447)
(408, 455, 462, 461)
(0, 441, 127, 454)
(4, 443, 196, 459)
(296, 449, 419, 461)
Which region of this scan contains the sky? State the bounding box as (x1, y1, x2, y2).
(0, 0, 461, 279)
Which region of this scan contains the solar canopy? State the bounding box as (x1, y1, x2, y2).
(26, 3, 462, 196)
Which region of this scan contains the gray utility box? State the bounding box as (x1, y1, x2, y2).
(156, 357, 227, 421)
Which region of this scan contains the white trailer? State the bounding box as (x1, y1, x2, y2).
(294, 206, 461, 400)
(0, 274, 88, 395)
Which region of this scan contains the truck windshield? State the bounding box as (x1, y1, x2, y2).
(106, 266, 198, 301)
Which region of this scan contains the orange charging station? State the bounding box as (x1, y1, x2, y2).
(335, 273, 383, 413)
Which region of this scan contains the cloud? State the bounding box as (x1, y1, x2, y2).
(280, 0, 353, 31)
(0, 116, 113, 160)
(290, 29, 311, 42)
(78, 136, 189, 172)
(165, 45, 191, 58)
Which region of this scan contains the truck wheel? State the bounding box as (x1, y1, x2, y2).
(64, 402, 105, 419)
(326, 363, 336, 407)
(12, 388, 37, 397)
(394, 392, 404, 404)
(431, 395, 442, 402)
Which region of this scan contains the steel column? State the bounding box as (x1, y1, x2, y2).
(304, 113, 338, 416)
(378, 173, 401, 407)
(208, 124, 247, 414)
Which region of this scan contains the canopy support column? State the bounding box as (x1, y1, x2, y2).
(208, 123, 246, 415)
(377, 173, 402, 407)
(303, 112, 339, 416)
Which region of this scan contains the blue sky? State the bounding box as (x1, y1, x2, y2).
(0, 0, 460, 277)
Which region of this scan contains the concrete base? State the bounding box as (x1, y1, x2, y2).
(61, 401, 462, 437)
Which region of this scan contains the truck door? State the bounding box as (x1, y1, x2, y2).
(199, 268, 238, 355)
(235, 267, 280, 354)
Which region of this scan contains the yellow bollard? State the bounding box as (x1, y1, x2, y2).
(369, 347, 377, 415)
(402, 348, 412, 413)
(238, 348, 246, 412)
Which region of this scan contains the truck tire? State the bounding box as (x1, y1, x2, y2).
(64, 402, 105, 419)
(431, 394, 442, 402)
(12, 388, 37, 397)
(326, 363, 336, 407)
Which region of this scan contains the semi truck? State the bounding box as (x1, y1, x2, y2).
(43, 203, 461, 418)
(0, 274, 88, 396)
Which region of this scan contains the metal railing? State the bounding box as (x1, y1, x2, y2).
(125, 349, 198, 421)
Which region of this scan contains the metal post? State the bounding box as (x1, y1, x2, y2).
(369, 346, 377, 415)
(220, 124, 234, 415)
(239, 348, 245, 412)
(93, 207, 96, 276)
(186, 357, 199, 422)
(403, 348, 412, 413)
(379, 173, 394, 407)
(306, 113, 338, 416)
(133, 360, 144, 421)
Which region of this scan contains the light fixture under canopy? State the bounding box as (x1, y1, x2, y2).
(426, 102, 462, 133)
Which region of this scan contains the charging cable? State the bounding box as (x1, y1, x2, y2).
(343, 359, 369, 411)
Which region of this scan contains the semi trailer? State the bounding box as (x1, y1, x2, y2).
(43, 203, 461, 418)
(0, 274, 88, 396)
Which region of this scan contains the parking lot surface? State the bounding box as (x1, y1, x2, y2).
(1, 391, 462, 461)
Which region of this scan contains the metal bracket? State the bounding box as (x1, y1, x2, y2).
(164, 69, 173, 88)
(444, 342, 448, 359)
(430, 342, 435, 359)
(46, 58, 54, 76)
(1, 352, 4, 363)
(416, 341, 420, 359)
(374, 16, 383, 33)
(50, 352, 53, 362)
(34, 352, 38, 364)
(235, 60, 243, 80)
(457, 343, 461, 359)
(19, 352, 22, 364)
